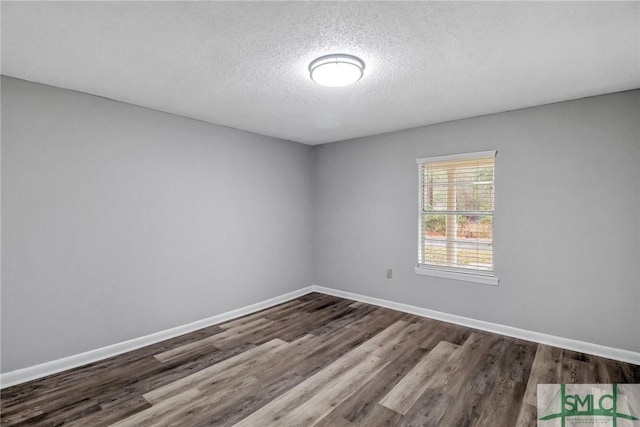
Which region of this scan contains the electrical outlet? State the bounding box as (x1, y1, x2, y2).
(386, 268, 393, 279)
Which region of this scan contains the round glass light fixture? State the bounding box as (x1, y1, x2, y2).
(309, 54, 365, 87)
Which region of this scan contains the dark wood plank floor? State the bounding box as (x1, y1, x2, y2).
(1, 292, 639, 426)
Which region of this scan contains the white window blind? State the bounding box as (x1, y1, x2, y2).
(417, 151, 496, 276)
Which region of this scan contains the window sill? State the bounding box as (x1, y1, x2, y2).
(414, 267, 499, 286)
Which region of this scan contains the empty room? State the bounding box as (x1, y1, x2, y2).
(1, 1, 639, 426)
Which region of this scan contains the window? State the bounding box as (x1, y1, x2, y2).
(416, 151, 498, 285)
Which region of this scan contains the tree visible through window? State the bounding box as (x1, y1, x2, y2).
(418, 151, 495, 274)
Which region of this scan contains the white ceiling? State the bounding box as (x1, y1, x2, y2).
(2, 1, 639, 145)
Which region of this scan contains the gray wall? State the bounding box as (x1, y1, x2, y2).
(314, 90, 640, 352)
(1, 77, 314, 372)
(2, 77, 638, 374)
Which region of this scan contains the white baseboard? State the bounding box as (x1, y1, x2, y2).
(0, 286, 313, 389)
(2, 284, 637, 389)
(311, 285, 640, 365)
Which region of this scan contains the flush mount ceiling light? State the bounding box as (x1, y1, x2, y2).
(309, 54, 365, 87)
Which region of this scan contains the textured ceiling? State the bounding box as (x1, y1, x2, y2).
(2, 1, 639, 145)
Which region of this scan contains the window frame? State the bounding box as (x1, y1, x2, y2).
(415, 150, 499, 286)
